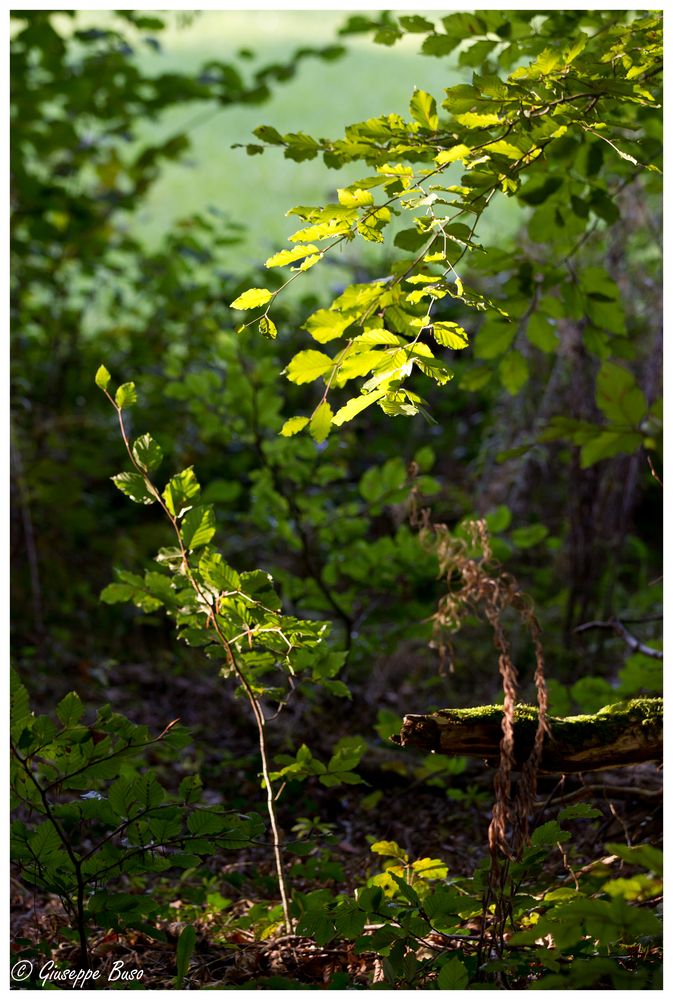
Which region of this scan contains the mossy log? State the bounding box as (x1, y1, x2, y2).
(392, 698, 663, 773)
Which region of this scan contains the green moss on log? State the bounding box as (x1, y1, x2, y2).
(394, 698, 662, 773)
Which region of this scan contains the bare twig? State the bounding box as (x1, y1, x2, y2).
(534, 783, 661, 809)
(647, 454, 663, 487)
(574, 617, 663, 659)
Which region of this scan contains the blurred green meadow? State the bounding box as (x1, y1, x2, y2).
(84, 10, 521, 280)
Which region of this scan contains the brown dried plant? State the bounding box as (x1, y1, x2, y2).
(409, 480, 550, 958)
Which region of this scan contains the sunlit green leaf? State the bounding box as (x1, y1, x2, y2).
(280, 415, 309, 437)
(181, 505, 216, 550)
(95, 365, 111, 391)
(295, 253, 321, 271)
(265, 244, 319, 268)
(336, 350, 384, 383)
(371, 839, 408, 862)
(309, 401, 332, 444)
(259, 316, 277, 339)
(163, 468, 200, 518)
(484, 139, 523, 159)
(288, 219, 352, 242)
(411, 856, 448, 879)
(112, 472, 155, 505)
(435, 143, 472, 165)
(455, 111, 501, 128)
(285, 350, 334, 384)
(303, 309, 351, 343)
(230, 287, 273, 310)
(410, 88, 438, 130)
(199, 551, 240, 592)
(332, 388, 387, 426)
(115, 382, 137, 409)
(337, 187, 374, 207)
(132, 433, 163, 474)
(432, 321, 469, 349)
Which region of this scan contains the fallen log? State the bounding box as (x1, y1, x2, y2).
(392, 698, 663, 773)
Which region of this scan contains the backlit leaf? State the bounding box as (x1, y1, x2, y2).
(265, 244, 319, 267)
(332, 388, 387, 426)
(199, 551, 240, 592)
(432, 321, 469, 349)
(296, 254, 321, 271)
(288, 219, 352, 242)
(115, 382, 137, 408)
(530, 47, 561, 75)
(309, 401, 333, 444)
(371, 840, 408, 862)
(95, 365, 111, 391)
(230, 287, 273, 310)
(259, 316, 277, 339)
(112, 472, 155, 505)
(336, 350, 384, 382)
(411, 856, 448, 879)
(455, 111, 501, 128)
(280, 415, 309, 437)
(163, 467, 200, 518)
(484, 139, 524, 159)
(132, 433, 163, 474)
(435, 144, 471, 164)
(337, 187, 374, 207)
(410, 88, 438, 130)
(181, 505, 216, 550)
(303, 309, 351, 343)
(285, 350, 334, 384)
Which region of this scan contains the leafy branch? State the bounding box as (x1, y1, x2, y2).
(96, 367, 296, 933)
(227, 13, 661, 443)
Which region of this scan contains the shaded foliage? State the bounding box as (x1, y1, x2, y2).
(11, 9, 662, 990)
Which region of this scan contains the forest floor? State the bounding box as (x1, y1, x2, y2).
(11, 649, 663, 989)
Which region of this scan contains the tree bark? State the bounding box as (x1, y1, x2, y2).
(392, 698, 662, 773)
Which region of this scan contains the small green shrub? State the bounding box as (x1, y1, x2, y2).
(10, 670, 263, 972)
